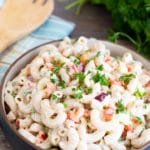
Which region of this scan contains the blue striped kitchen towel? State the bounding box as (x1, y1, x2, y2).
(0, 1, 75, 81)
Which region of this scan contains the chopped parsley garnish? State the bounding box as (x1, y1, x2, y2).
(30, 108, 37, 115)
(53, 66, 60, 73)
(99, 74, 109, 86)
(87, 87, 93, 94)
(50, 72, 54, 76)
(23, 90, 32, 96)
(58, 80, 66, 88)
(73, 92, 83, 99)
(59, 62, 65, 67)
(92, 72, 109, 86)
(51, 59, 65, 73)
(73, 58, 80, 65)
(95, 51, 101, 57)
(86, 58, 92, 63)
(143, 104, 147, 109)
(73, 73, 85, 83)
(133, 88, 147, 99)
(50, 73, 57, 83)
(132, 116, 143, 125)
(51, 59, 62, 65)
(135, 116, 143, 124)
(66, 67, 70, 73)
(50, 72, 54, 78)
(84, 86, 93, 94)
(73, 88, 83, 99)
(97, 64, 104, 71)
(103, 105, 107, 110)
(116, 100, 126, 114)
(72, 87, 76, 91)
(11, 91, 16, 98)
(51, 94, 60, 103)
(86, 70, 92, 75)
(119, 74, 136, 84)
(63, 103, 68, 109)
(107, 90, 112, 95)
(51, 94, 58, 100)
(92, 72, 101, 82)
(50, 78, 57, 83)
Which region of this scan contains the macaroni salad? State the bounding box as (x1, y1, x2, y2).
(4, 37, 150, 150)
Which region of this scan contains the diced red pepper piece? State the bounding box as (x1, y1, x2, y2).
(122, 124, 134, 139)
(45, 57, 55, 63)
(40, 133, 48, 141)
(16, 120, 20, 127)
(103, 106, 115, 121)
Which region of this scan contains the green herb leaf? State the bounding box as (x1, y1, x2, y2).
(107, 90, 112, 95)
(73, 73, 85, 83)
(58, 80, 66, 88)
(73, 92, 83, 99)
(63, 103, 68, 109)
(92, 72, 101, 82)
(51, 59, 61, 65)
(134, 88, 147, 99)
(73, 58, 80, 65)
(136, 117, 143, 124)
(119, 74, 136, 84)
(133, 116, 143, 124)
(99, 74, 109, 86)
(51, 94, 58, 100)
(72, 87, 76, 91)
(95, 51, 101, 57)
(87, 87, 93, 94)
(116, 100, 126, 114)
(66, 67, 70, 73)
(73, 88, 83, 99)
(92, 72, 109, 86)
(51, 59, 65, 73)
(143, 104, 147, 109)
(50, 78, 57, 83)
(97, 64, 104, 71)
(53, 66, 60, 73)
(103, 105, 107, 110)
(86, 70, 92, 75)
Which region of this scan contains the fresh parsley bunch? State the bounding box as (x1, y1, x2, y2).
(66, 0, 150, 59)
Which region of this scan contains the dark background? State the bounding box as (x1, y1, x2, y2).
(54, 0, 113, 38)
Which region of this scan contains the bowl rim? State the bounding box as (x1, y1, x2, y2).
(0, 39, 150, 150)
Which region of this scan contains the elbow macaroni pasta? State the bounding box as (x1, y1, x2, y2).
(4, 37, 150, 149)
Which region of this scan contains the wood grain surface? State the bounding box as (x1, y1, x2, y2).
(0, 0, 134, 149)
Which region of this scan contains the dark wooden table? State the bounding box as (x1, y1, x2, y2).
(54, 0, 113, 38)
(0, 1, 134, 149)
